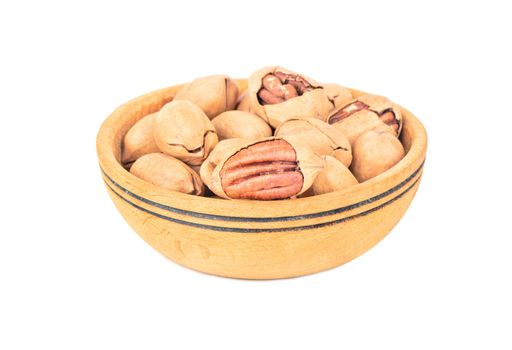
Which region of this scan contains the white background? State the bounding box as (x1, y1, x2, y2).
(1, 1, 511, 349)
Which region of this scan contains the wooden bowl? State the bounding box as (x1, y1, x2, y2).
(96, 80, 427, 279)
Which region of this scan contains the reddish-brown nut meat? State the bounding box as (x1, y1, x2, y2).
(219, 140, 303, 200)
(328, 101, 368, 124)
(258, 72, 313, 105)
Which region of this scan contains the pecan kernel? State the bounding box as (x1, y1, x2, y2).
(219, 140, 303, 200)
(258, 72, 313, 105)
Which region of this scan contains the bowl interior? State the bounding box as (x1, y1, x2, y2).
(97, 80, 427, 218)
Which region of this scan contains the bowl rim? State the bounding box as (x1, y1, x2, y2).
(97, 81, 427, 220)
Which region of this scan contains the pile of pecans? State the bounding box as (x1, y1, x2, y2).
(122, 66, 405, 200)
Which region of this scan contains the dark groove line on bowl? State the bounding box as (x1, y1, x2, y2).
(101, 160, 424, 223)
(104, 175, 421, 233)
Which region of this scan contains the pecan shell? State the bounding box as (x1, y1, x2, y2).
(236, 92, 252, 112)
(323, 83, 353, 109)
(154, 100, 218, 165)
(212, 110, 272, 141)
(312, 156, 358, 195)
(350, 130, 405, 182)
(121, 112, 160, 165)
(199, 138, 250, 192)
(130, 153, 205, 195)
(275, 118, 352, 167)
(174, 75, 239, 119)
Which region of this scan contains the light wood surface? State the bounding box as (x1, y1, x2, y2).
(96, 80, 427, 279)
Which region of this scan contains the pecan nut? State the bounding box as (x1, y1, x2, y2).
(275, 118, 352, 167)
(323, 83, 353, 109)
(201, 138, 324, 200)
(248, 66, 334, 128)
(212, 110, 272, 141)
(121, 112, 160, 166)
(174, 75, 239, 119)
(312, 156, 358, 195)
(350, 130, 405, 182)
(236, 92, 252, 112)
(154, 100, 218, 165)
(327, 94, 403, 144)
(130, 153, 205, 195)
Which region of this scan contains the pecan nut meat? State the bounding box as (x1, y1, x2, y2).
(258, 72, 304, 103)
(200, 137, 324, 200)
(220, 140, 302, 200)
(248, 66, 334, 128)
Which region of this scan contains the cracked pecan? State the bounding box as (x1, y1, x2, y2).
(275, 118, 352, 167)
(327, 95, 402, 143)
(200, 138, 324, 200)
(154, 100, 218, 165)
(248, 66, 334, 128)
(258, 72, 311, 104)
(323, 83, 353, 109)
(328, 101, 369, 124)
(220, 140, 303, 200)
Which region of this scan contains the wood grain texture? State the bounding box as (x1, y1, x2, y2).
(96, 80, 427, 279)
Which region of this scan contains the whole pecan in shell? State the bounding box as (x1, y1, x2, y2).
(350, 130, 405, 182)
(312, 156, 358, 195)
(174, 75, 239, 119)
(154, 100, 218, 165)
(130, 153, 205, 195)
(122, 112, 160, 166)
(212, 111, 272, 141)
